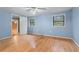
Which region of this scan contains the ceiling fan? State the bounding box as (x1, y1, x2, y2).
(24, 7, 48, 15)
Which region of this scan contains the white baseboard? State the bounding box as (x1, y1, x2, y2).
(1, 34, 79, 48)
(31, 33, 72, 39)
(0, 36, 11, 41)
(71, 39, 79, 47)
(30, 33, 79, 47)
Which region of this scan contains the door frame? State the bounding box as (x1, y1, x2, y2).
(11, 16, 19, 35)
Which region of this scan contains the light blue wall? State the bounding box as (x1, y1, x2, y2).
(0, 10, 11, 40)
(28, 10, 73, 38)
(72, 8, 79, 44)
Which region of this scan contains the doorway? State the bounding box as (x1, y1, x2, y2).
(12, 16, 20, 35)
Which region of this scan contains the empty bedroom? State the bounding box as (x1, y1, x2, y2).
(0, 7, 79, 52)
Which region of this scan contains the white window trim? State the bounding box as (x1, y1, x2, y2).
(52, 14, 66, 28)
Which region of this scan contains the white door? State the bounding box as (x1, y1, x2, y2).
(20, 16, 27, 34)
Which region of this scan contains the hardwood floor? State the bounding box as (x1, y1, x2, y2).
(0, 34, 79, 52)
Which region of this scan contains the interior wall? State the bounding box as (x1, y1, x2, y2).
(27, 10, 73, 38)
(72, 7, 79, 44)
(20, 16, 27, 34)
(0, 10, 11, 40)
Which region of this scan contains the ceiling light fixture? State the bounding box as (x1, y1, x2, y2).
(24, 7, 48, 15)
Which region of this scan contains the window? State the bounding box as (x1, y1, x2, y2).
(30, 19, 35, 26)
(53, 14, 65, 27)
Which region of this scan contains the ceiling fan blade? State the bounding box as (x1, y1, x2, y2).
(25, 9, 32, 11)
(24, 7, 32, 11)
(37, 8, 48, 10)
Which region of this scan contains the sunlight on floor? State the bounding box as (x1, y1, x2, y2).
(12, 35, 19, 46)
(25, 35, 36, 48)
(53, 46, 65, 52)
(12, 35, 36, 48)
(53, 42, 65, 52)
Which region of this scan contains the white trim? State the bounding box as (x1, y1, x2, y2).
(11, 15, 19, 35)
(52, 13, 66, 28)
(30, 33, 79, 47)
(71, 39, 79, 47)
(11, 15, 12, 36)
(31, 33, 72, 39)
(0, 36, 11, 41)
(0, 33, 79, 48)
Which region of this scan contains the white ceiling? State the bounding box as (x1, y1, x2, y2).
(0, 7, 72, 16)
